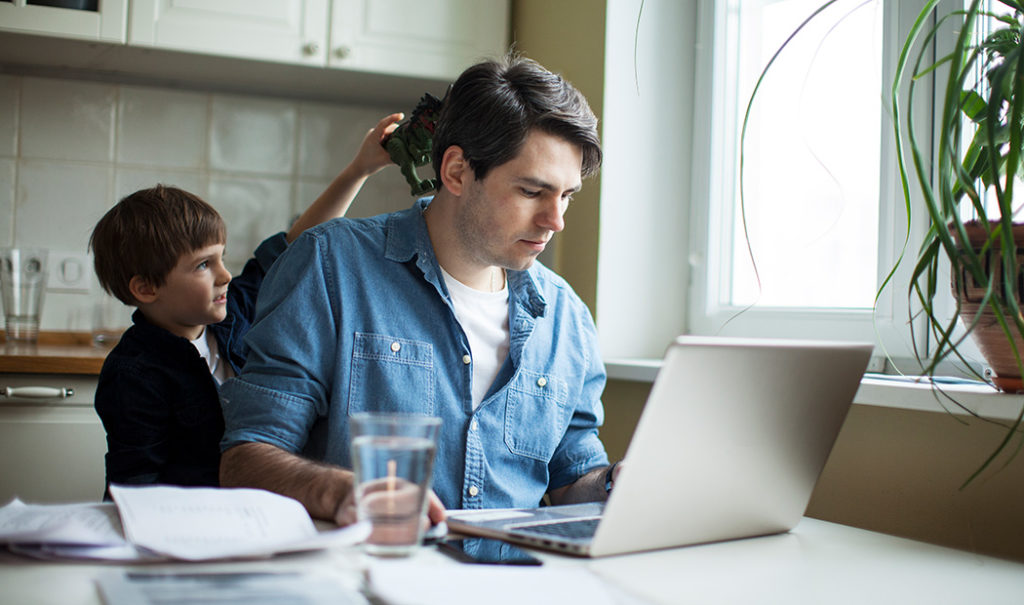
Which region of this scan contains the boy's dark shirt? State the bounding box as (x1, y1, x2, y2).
(94, 233, 287, 499)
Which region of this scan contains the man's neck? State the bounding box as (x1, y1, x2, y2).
(423, 194, 503, 292)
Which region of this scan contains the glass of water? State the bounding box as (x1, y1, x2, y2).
(0, 248, 48, 343)
(349, 413, 441, 556)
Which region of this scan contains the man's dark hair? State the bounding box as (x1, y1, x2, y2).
(431, 54, 602, 183)
(90, 185, 226, 305)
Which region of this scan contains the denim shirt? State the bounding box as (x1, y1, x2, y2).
(220, 199, 609, 510)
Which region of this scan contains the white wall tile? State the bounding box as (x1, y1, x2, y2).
(118, 85, 207, 169)
(209, 95, 295, 175)
(293, 177, 330, 224)
(114, 167, 205, 207)
(15, 159, 111, 252)
(297, 103, 387, 179)
(208, 176, 293, 273)
(0, 158, 14, 246)
(41, 290, 98, 332)
(357, 164, 422, 217)
(0, 76, 18, 158)
(20, 78, 115, 162)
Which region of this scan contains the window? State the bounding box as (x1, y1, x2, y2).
(724, 0, 883, 309)
(686, 0, 934, 365)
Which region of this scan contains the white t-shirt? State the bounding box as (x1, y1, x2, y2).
(190, 327, 235, 386)
(440, 267, 511, 409)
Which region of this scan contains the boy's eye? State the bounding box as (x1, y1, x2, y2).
(196, 260, 209, 271)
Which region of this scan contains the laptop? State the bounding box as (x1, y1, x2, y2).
(446, 335, 872, 557)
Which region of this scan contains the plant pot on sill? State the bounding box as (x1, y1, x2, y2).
(952, 220, 1024, 393)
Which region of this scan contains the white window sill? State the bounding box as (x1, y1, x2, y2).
(605, 359, 1024, 422)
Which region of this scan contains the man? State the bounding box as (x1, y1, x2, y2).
(219, 55, 619, 526)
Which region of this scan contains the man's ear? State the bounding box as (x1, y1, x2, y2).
(439, 145, 470, 196)
(128, 275, 158, 305)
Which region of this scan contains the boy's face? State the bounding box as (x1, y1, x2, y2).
(144, 243, 231, 340)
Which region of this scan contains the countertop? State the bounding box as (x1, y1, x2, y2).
(0, 332, 113, 375)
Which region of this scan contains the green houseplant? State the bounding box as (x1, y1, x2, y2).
(893, 0, 1024, 481)
(745, 0, 1024, 482)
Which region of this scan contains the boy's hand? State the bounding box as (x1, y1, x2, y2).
(351, 113, 404, 178)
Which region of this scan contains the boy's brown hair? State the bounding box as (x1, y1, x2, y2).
(90, 185, 226, 305)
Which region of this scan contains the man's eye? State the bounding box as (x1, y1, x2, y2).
(522, 188, 541, 197)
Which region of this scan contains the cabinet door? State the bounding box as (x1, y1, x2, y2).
(0, 374, 105, 503)
(129, 0, 329, 66)
(0, 0, 127, 42)
(329, 0, 509, 80)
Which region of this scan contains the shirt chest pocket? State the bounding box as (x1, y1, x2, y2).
(349, 332, 435, 416)
(504, 370, 570, 462)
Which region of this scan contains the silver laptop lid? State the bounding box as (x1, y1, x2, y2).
(589, 336, 872, 557)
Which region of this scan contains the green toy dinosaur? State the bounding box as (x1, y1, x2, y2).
(383, 93, 443, 196)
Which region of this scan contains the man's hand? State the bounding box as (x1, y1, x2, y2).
(335, 485, 447, 528)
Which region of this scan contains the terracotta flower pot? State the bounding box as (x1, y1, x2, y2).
(952, 220, 1024, 392)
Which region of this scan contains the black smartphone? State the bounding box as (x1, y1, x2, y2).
(437, 537, 543, 566)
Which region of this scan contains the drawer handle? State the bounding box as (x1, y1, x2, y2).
(2, 386, 75, 399)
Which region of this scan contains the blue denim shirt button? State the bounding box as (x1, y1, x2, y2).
(468, 485, 479, 497)
(390, 341, 401, 352)
(470, 419, 479, 431)
(462, 354, 471, 365)
(537, 377, 547, 387)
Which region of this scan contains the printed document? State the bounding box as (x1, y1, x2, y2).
(1, 485, 369, 562)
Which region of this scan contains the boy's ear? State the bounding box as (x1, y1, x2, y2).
(128, 275, 158, 304)
(439, 145, 469, 196)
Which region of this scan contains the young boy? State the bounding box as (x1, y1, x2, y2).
(90, 114, 402, 498)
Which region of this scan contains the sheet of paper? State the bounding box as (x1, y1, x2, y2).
(0, 498, 128, 546)
(110, 484, 369, 561)
(367, 560, 620, 605)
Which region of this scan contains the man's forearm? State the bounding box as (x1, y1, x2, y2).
(219, 442, 354, 522)
(547, 465, 610, 506)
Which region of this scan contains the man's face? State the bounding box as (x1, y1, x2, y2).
(146, 243, 232, 339)
(454, 130, 583, 272)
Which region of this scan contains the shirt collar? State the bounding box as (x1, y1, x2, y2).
(384, 197, 548, 318)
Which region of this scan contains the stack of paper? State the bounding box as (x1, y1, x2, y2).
(0, 499, 144, 561)
(0, 485, 369, 562)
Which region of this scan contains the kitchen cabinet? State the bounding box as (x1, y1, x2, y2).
(328, 0, 510, 80)
(127, 0, 508, 80)
(0, 373, 106, 504)
(128, 0, 329, 66)
(0, 0, 508, 106)
(0, 0, 127, 42)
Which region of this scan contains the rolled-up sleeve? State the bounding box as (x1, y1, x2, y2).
(220, 378, 320, 453)
(220, 229, 340, 453)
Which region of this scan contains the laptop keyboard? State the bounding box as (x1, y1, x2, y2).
(512, 517, 601, 539)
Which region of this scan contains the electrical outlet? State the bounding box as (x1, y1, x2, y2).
(46, 252, 93, 294)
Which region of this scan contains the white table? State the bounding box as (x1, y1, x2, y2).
(2, 518, 1023, 604)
